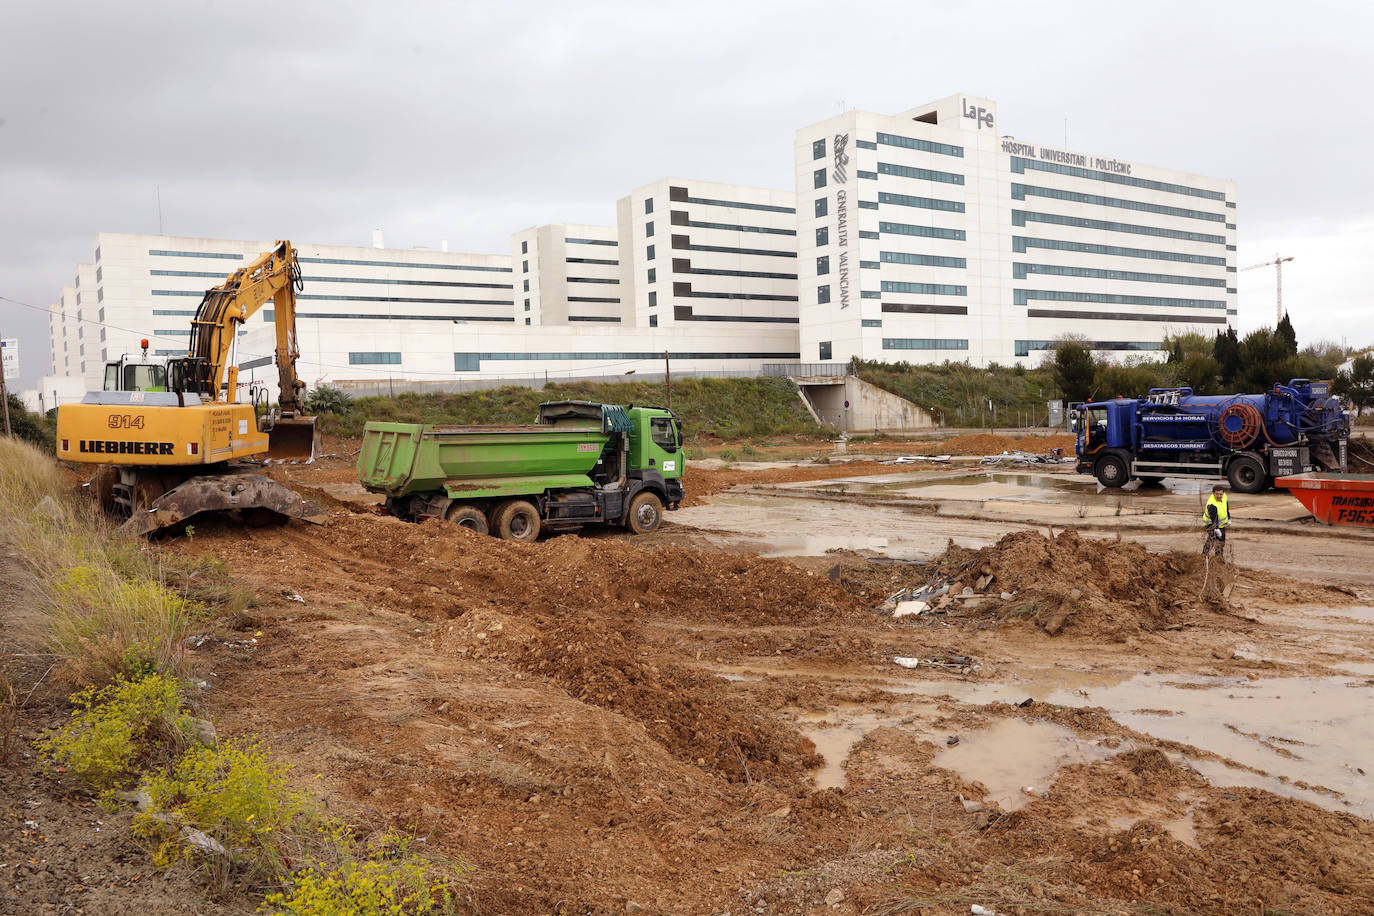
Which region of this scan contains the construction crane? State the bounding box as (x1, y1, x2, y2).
(1241, 254, 1295, 325)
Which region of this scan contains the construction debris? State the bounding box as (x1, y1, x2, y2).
(978, 449, 1071, 466)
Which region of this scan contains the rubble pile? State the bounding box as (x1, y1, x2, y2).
(914, 529, 1225, 638)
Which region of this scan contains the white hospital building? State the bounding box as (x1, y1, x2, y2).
(47, 93, 1236, 392)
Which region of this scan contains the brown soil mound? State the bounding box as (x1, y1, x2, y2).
(1349, 434, 1374, 470)
(506, 612, 823, 785)
(312, 514, 865, 627)
(682, 459, 895, 506)
(190, 512, 861, 786)
(933, 529, 1227, 638)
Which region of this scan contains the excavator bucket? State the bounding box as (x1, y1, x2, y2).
(266, 415, 317, 462)
(118, 473, 327, 537)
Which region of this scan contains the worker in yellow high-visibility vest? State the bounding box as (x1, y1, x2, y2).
(1202, 483, 1230, 559)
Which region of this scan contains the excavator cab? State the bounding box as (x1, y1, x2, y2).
(103, 343, 168, 392)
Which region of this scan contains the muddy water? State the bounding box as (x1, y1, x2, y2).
(932, 719, 1121, 812)
(792, 667, 1374, 817)
(1071, 674, 1374, 816)
(799, 709, 892, 789)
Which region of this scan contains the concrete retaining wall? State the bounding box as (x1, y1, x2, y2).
(795, 376, 935, 433)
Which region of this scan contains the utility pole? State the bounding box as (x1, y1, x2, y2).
(1241, 254, 1295, 325)
(663, 350, 672, 409)
(0, 332, 11, 437)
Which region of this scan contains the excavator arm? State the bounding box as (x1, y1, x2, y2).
(180, 240, 305, 408)
(176, 240, 315, 459)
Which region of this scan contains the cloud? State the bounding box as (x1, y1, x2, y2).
(4, 0, 1372, 388)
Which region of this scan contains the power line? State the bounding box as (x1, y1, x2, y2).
(1, 293, 682, 382)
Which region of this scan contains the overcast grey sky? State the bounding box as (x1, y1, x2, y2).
(3, 0, 1371, 390)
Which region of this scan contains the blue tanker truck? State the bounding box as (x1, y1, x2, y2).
(1072, 379, 1349, 493)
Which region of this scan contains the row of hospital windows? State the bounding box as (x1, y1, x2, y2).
(1009, 158, 1227, 202)
(813, 208, 1224, 251)
(814, 134, 962, 161)
(809, 144, 1226, 204)
(1012, 236, 1226, 266)
(151, 290, 513, 306)
(1013, 340, 1164, 357)
(1012, 210, 1225, 245)
(448, 350, 799, 371)
(147, 250, 511, 273)
(1013, 289, 1226, 309)
(816, 339, 969, 358)
(1013, 263, 1226, 287)
(1010, 184, 1226, 224)
(150, 269, 511, 290)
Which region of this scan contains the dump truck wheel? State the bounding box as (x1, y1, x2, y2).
(492, 500, 540, 542)
(1094, 454, 1128, 488)
(445, 504, 489, 536)
(626, 491, 663, 534)
(1226, 455, 1268, 494)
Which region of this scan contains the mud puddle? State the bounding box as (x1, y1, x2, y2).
(761, 533, 892, 558)
(799, 709, 891, 789)
(890, 668, 1374, 815)
(1085, 674, 1374, 815)
(933, 718, 1122, 812)
(797, 701, 943, 789)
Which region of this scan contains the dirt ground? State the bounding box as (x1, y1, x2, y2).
(7, 430, 1374, 915)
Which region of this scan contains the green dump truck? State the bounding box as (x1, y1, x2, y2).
(357, 401, 685, 540)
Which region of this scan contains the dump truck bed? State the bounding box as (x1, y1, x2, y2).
(357, 421, 613, 499)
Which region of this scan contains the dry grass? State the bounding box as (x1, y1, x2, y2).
(0, 438, 207, 685)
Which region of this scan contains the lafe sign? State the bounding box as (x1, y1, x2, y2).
(1, 338, 17, 381)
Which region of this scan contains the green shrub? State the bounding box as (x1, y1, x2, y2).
(263, 839, 458, 916)
(303, 384, 352, 416)
(314, 377, 820, 442)
(36, 673, 194, 791)
(4, 394, 57, 452)
(138, 737, 316, 879)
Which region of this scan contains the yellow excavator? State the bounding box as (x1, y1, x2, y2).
(56, 241, 324, 535)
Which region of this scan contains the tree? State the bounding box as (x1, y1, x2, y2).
(4, 395, 56, 452)
(1335, 354, 1374, 412)
(1093, 362, 1166, 401)
(1235, 328, 1294, 391)
(1051, 343, 1096, 403)
(1214, 328, 1241, 388)
(1275, 314, 1299, 357)
(1177, 354, 1221, 394)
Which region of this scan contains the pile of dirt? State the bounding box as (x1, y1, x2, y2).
(506, 611, 824, 785)
(681, 459, 896, 506)
(194, 512, 862, 786)
(1349, 434, 1374, 470)
(930, 529, 1228, 637)
(857, 432, 1076, 457)
(312, 513, 866, 626)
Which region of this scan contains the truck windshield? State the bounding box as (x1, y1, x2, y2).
(650, 417, 678, 452)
